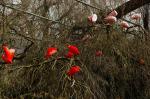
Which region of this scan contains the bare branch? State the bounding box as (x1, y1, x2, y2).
(0, 3, 72, 28)
(75, 0, 101, 11)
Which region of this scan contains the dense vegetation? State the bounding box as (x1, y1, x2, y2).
(0, 0, 150, 99)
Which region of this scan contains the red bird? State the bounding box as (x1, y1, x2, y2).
(67, 66, 80, 76)
(2, 45, 15, 64)
(65, 51, 74, 58)
(45, 47, 57, 59)
(68, 45, 80, 55)
(96, 50, 103, 57)
(139, 59, 145, 65)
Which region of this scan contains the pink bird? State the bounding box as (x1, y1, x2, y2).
(120, 21, 129, 29)
(108, 10, 118, 17)
(104, 16, 117, 25)
(88, 14, 97, 23)
(131, 14, 141, 20)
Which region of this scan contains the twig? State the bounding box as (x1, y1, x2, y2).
(8, 57, 70, 71)
(14, 42, 34, 60)
(0, 3, 72, 28)
(8, 27, 34, 60)
(122, 18, 150, 41)
(122, 18, 149, 34)
(75, 0, 102, 11)
(9, 26, 56, 43)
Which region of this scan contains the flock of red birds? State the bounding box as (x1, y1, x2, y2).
(1, 44, 103, 77)
(1, 10, 142, 77)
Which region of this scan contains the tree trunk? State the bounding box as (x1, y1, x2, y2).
(115, 0, 150, 18)
(143, 4, 150, 31)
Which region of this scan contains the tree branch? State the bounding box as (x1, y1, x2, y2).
(0, 3, 71, 28)
(115, 0, 150, 18)
(9, 27, 34, 60)
(75, 0, 101, 11)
